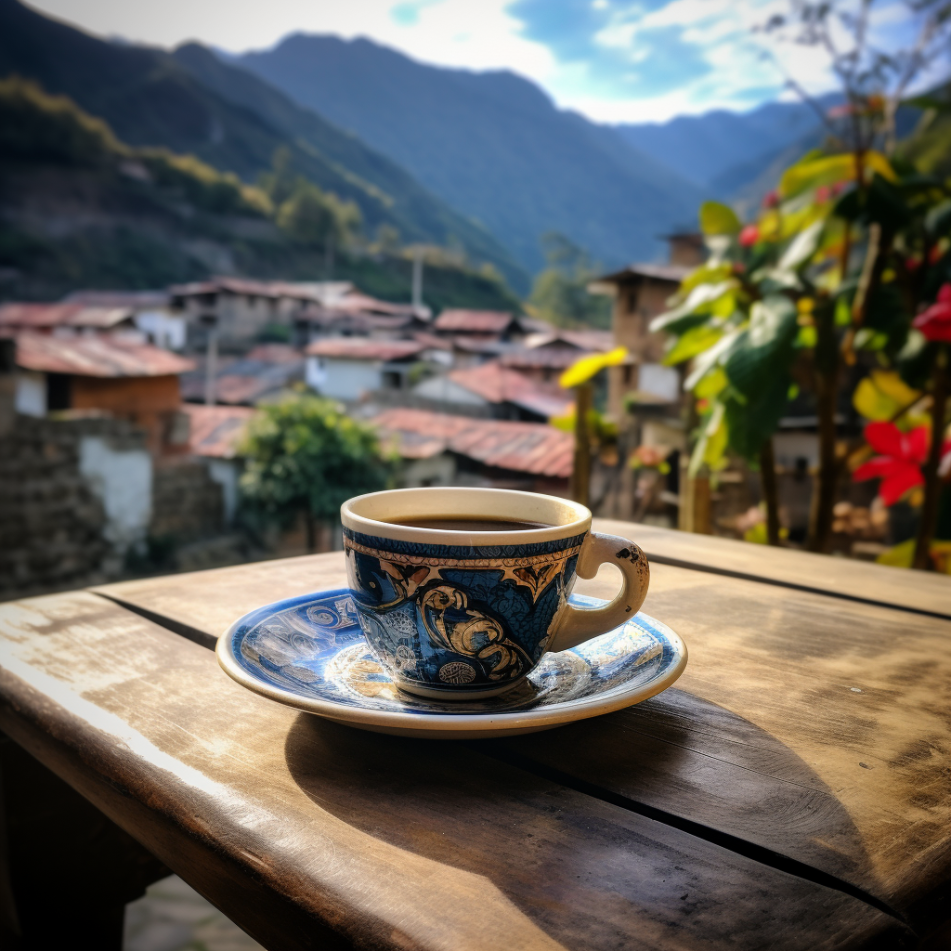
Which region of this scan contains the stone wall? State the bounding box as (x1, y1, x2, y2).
(150, 461, 224, 543)
(0, 414, 147, 598)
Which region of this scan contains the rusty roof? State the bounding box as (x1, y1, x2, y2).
(500, 348, 590, 371)
(181, 404, 256, 459)
(434, 310, 517, 333)
(0, 303, 134, 330)
(306, 339, 424, 362)
(15, 333, 195, 377)
(447, 362, 572, 419)
(370, 408, 573, 479)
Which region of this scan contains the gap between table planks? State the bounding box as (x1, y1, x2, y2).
(0, 591, 912, 951)
(595, 520, 951, 620)
(96, 550, 951, 943)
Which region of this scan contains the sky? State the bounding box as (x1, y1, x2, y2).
(26, 0, 946, 123)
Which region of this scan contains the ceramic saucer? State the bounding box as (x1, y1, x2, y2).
(217, 588, 688, 739)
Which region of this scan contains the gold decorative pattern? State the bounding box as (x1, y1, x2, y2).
(344, 537, 582, 570)
(419, 585, 532, 681)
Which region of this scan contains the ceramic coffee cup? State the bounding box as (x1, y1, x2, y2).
(341, 487, 649, 700)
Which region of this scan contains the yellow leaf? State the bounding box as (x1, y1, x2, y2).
(549, 411, 575, 433)
(699, 201, 741, 236)
(853, 370, 921, 421)
(559, 346, 628, 389)
(876, 539, 915, 568)
(779, 151, 896, 199)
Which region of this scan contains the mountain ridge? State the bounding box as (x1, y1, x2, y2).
(0, 0, 526, 289)
(237, 33, 705, 274)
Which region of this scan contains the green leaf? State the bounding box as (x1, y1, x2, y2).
(693, 366, 728, 399)
(724, 373, 791, 461)
(663, 324, 723, 366)
(724, 296, 798, 398)
(683, 329, 744, 390)
(650, 281, 736, 333)
(926, 199, 951, 238)
(699, 201, 741, 236)
(795, 324, 817, 348)
(778, 219, 825, 272)
(689, 401, 726, 477)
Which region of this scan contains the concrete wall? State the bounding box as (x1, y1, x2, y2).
(15, 372, 46, 417)
(136, 309, 187, 351)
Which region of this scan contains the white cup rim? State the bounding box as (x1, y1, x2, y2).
(341, 487, 591, 546)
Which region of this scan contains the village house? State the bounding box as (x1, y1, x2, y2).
(305, 338, 431, 402)
(412, 360, 572, 422)
(0, 302, 142, 340)
(500, 329, 615, 383)
(64, 290, 186, 351)
(369, 407, 573, 495)
(12, 333, 195, 455)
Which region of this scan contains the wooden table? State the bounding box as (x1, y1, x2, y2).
(1, 522, 949, 950)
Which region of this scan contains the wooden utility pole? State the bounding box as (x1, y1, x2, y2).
(571, 383, 593, 507)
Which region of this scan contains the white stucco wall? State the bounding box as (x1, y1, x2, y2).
(208, 458, 241, 525)
(638, 363, 681, 402)
(79, 436, 153, 556)
(15, 372, 46, 417)
(135, 309, 187, 350)
(397, 454, 457, 488)
(309, 358, 384, 401)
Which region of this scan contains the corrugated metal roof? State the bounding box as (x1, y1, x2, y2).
(63, 290, 171, 309)
(446, 362, 571, 418)
(15, 333, 195, 377)
(182, 404, 256, 459)
(180, 353, 304, 405)
(306, 339, 424, 361)
(591, 263, 690, 286)
(371, 408, 573, 479)
(434, 310, 517, 333)
(0, 303, 134, 330)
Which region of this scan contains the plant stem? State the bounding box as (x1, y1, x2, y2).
(809, 303, 842, 553)
(760, 437, 781, 546)
(913, 348, 949, 570)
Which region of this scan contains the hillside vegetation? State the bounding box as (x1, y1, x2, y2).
(0, 78, 519, 312)
(0, 0, 524, 289)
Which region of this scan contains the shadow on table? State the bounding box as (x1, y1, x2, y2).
(284, 693, 889, 934)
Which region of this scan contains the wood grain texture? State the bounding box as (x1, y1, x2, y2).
(0, 592, 911, 951)
(595, 519, 951, 619)
(97, 552, 951, 941)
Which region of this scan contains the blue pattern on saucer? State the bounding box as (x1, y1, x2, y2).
(229, 588, 681, 716)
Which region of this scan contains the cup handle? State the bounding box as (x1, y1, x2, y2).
(548, 533, 650, 653)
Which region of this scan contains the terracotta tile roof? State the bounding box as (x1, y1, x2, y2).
(182, 404, 256, 459)
(501, 347, 589, 372)
(447, 362, 572, 418)
(412, 331, 452, 351)
(305, 339, 424, 362)
(434, 310, 516, 333)
(14, 333, 195, 377)
(0, 303, 133, 330)
(244, 344, 304, 364)
(449, 335, 509, 354)
(371, 408, 573, 479)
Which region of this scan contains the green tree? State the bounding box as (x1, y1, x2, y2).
(276, 181, 362, 248)
(239, 393, 392, 551)
(529, 232, 611, 329)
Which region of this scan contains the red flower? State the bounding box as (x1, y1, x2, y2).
(905, 257, 922, 272)
(816, 185, 831, 203)
(762, 190, 779, 209)
(929, 244, 946, 265)
(853, 422, 929, 506)
(913, 284, 951, 343)
(739, 225, 759, 247)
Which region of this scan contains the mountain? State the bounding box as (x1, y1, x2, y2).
(616, 97, 837, 191)
(0, 0, 525, 290)
(0, 76, 521, 312)
(238, 34, 704, 274)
